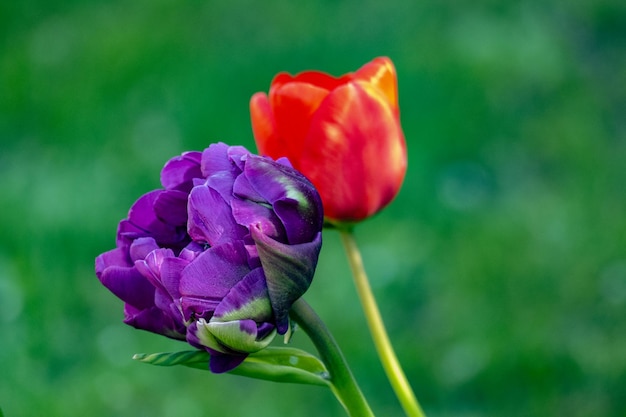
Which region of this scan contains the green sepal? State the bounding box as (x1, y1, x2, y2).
(133, 347, 330, 387)
(194, 318, 277, 354)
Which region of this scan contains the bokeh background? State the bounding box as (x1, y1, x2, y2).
(1, 1, 625, 416)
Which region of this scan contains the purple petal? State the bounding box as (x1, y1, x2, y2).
(124, 304, 186, 340)
(129, 237, 159, 262)
(133, 247, 186, 299)
(96, 253, 155, 310)
(187, 183, 246, 246)
(125, 190, 163, 231)
(231, 197, 287, 242)
(213, 267, 272, 322)
(180, 243, 204, 260)
(118, 190, 187, 248)
(154, 190, 189, 226)
(160, 151, 202, 192)
(200, 143, 253, 204)
(232, 169, 265, 203)
(200, 143, 237, 178)
(256, 322, 276, 340)
(244, 244, 261, 269)
(180, 241, 251, 320)
(240, 155, 323, 244)
(227, 146, 250, 171)
(201, 143, 244, 203)
(208, 351, 248, 374)
(153, 289, 177, 317)
(116, 219, 147, 248)
(159, 255, 189, 301)
(275, 157, 292, 168)
(96, 247, 131, 275)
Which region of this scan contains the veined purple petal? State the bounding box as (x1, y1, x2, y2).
(180, 242, 204, 260)
(116, 219, 147, 249)
(201, 143, 247, 203)
(180, 241, 250, 320)
(133, 248, 183, 298)
(232, 169, 265, 203)
(118, 190, 188, 249)
(241, 155, 323, 244)
(126, 190, 164, 231)
(201, 143, 240, 178)
(96, 247, 131, 274)
(159, 255, 190, 301)
(256, 322, 276, 340)
(244, 244, 261, 269)
(97, 245, 185, 339)
(96, 251, 155, 310)
(134, 248, 171, 286)
(160, 151, 202, 192)
(129, 237, 159, 262)
(275, 156, 292, 168)
(213, 267, 272, 322)
(187, 183, 246, 246)
(153, 289, 178, 319)
(205, 172, 237, 204)
(227, 146, 250, 171)
(231, 197, 287, 242)
(124, 304, 186, 340)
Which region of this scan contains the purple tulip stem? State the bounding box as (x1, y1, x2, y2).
(290, 298, 374, 417)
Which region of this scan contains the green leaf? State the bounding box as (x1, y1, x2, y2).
(133, 347, 330, 387)
(133, 350, 210, 367)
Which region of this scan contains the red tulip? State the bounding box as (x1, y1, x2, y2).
(250, 57, 407, 223)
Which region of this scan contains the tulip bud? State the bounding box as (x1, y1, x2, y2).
(96, 143, 324, 373)
(250, 57, 407, 224)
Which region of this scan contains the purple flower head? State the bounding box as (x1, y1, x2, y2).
(96, 143, 323, 373)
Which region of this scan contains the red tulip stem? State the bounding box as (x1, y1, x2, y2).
(339, 228, 426, 417)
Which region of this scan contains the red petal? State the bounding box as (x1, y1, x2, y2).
(269, 81, 330, 159)
(299, 82, 406, 221)
(353, 57, 399, 113)
(290, 70, 350, 90)
(270, 70, 350, 93)
(268, 72, 295, 97)
(250, 92, 282, 157)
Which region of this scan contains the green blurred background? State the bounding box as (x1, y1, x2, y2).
(1, 1, 625, 416)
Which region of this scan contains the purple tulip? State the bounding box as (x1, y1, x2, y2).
(96, 143, 323, 373)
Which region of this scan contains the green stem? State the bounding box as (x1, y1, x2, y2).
(339, 228, 426, 417)
(290, 298, 374, 417)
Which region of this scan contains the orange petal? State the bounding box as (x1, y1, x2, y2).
(250, 92, 282, 157)
(353, 57, 398, 113)
(299, 82, 406, 221)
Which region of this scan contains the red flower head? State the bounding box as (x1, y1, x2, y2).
(250, 57, 407, 224)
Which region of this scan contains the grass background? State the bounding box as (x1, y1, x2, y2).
(1, 1, 625, 416)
